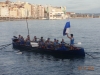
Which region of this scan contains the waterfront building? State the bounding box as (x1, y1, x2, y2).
(69, 13, 96, 18)
(66, 12, 72, 18)
(0, 1, 10, 18)
(31, 4, 44, 19)
(17, 7, 25, 18)
(8, 1, 32, 18)
(0, 1, 9, 7)
(23, 2, 32, 18)
(31, 4, 38, 19)
(37, 5, 44, 19)
(0, 6, 9, 17)
(11, 1, 26, 18)
(44, 6, 66, 19)
(93, 14, 100, 18)
(0, 0, 100, 20)
(9, 7, 18, 18)
(12, 1, 32, 18)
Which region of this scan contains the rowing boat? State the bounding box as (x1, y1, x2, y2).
(12, 38, 85, 58)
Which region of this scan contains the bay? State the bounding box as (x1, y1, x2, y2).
(0, 18, 100, 75)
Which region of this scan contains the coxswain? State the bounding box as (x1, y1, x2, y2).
(66, 33, 74, 50)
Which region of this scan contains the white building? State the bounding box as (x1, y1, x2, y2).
(49, 11, 64, 19)
(0, 7, 9, 17)
(44, 6, 66, 20)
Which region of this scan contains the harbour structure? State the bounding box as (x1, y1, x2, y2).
(66, 12, 100, 18)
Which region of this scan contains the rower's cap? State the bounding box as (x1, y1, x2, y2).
(54, 38, 56, 40)
(48, 38, 50, 39)
(70, 34, 73, 37)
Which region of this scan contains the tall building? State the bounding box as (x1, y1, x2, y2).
(23, 2, 32, 17)
(31, 4, 44, 19)
(31, 4, 38, 19)
(37, 5, 44, 19)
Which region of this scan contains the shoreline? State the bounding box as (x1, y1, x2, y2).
(0, 17, 100, 22)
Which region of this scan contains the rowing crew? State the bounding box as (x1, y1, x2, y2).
(12, 34, 74, 50)
(13, 35, 66, 44)
(38, 37, 67, 50)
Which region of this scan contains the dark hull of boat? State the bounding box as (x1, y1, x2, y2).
(12, 43, 85, 58)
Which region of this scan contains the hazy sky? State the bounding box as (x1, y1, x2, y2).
(1, 0, 100, 13)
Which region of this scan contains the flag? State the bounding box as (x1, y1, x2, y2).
(63, 21, 70, 36)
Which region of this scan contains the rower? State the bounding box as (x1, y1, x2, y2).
(61, 39, 66, 45)
(55, 40, 60, 50)
(20, 36, 25, 45)
(25, 35, 31, 46)
(18, 35, 21, 41)
(33, 36, 38, 42)
(53, 38, 57, 46)
(56, 40, 60, 45)
(39, 37, 45, 48)
(46, 38, 51, 49)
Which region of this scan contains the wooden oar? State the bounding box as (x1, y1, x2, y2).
(85, 52, 95, 59)
(0, 43, 12, 47)
(0, 43, 12, 50)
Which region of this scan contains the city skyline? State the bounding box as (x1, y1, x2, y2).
(0, 0, 100, 13)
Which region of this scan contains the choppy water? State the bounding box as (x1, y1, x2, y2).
(0, 19, 100, 75)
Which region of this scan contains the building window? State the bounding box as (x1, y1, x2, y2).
(50, 15, 52, 17)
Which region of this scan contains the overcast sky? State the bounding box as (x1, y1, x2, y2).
(1, 0, 100, 13)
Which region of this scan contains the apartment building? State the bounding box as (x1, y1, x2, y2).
(37, 5, 44, 19)
(9, 7, 18, 18)
(0, 1, 8, 7)
(44, 6, 66, 19)
(0, 1, 9, 17)
(23, 2, 32, 17)
(31, 4, 44, 19)
(31, 4, 38, 19)
(0, 6, 9, 17)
